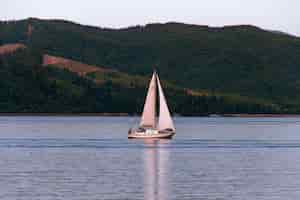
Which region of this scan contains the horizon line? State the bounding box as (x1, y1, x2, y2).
(1, 16, 298, 38)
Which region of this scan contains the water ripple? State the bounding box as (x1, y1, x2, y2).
(0, 138, 299, 149)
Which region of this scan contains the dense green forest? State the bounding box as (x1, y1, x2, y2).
(0, 48, 281, 114)
(0, 18, 300, 114)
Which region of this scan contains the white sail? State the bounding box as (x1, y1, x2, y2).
(140, 72, 157, 128)
(157, 75, 175, 131)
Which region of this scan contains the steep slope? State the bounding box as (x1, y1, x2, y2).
(1, 18, 300, 113)
(0, 47, 280, 114)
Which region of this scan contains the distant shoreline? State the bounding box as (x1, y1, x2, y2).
(1, 113, 300, 117)
(0, 113, 130, 116)
(221, 114, 300, 118)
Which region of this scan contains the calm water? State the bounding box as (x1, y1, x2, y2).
(1, 117, 300, 200)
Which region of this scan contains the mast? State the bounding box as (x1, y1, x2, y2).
(156, 75, 175, 131)
(140, 72, 157, 128)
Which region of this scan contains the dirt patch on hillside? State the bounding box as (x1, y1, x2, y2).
(43, 54, 109, 76)
(0, 43, 26, 55)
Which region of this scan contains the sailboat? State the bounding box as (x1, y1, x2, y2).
(128, 71, 176, 139)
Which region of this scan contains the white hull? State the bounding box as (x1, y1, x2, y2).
(128, 129, 175, 139)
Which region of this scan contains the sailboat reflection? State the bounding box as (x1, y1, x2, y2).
(144, 139, 170, 200)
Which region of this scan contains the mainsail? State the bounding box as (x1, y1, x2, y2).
(140, 72, 157, 128)
(157, 75, 175, 131)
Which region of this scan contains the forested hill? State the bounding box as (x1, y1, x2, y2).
(1, 18, 300, 114)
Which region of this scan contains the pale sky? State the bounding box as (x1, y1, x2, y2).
(2, 0, 300, 36)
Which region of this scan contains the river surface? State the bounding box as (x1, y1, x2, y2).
(1, 116, 300, 200)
